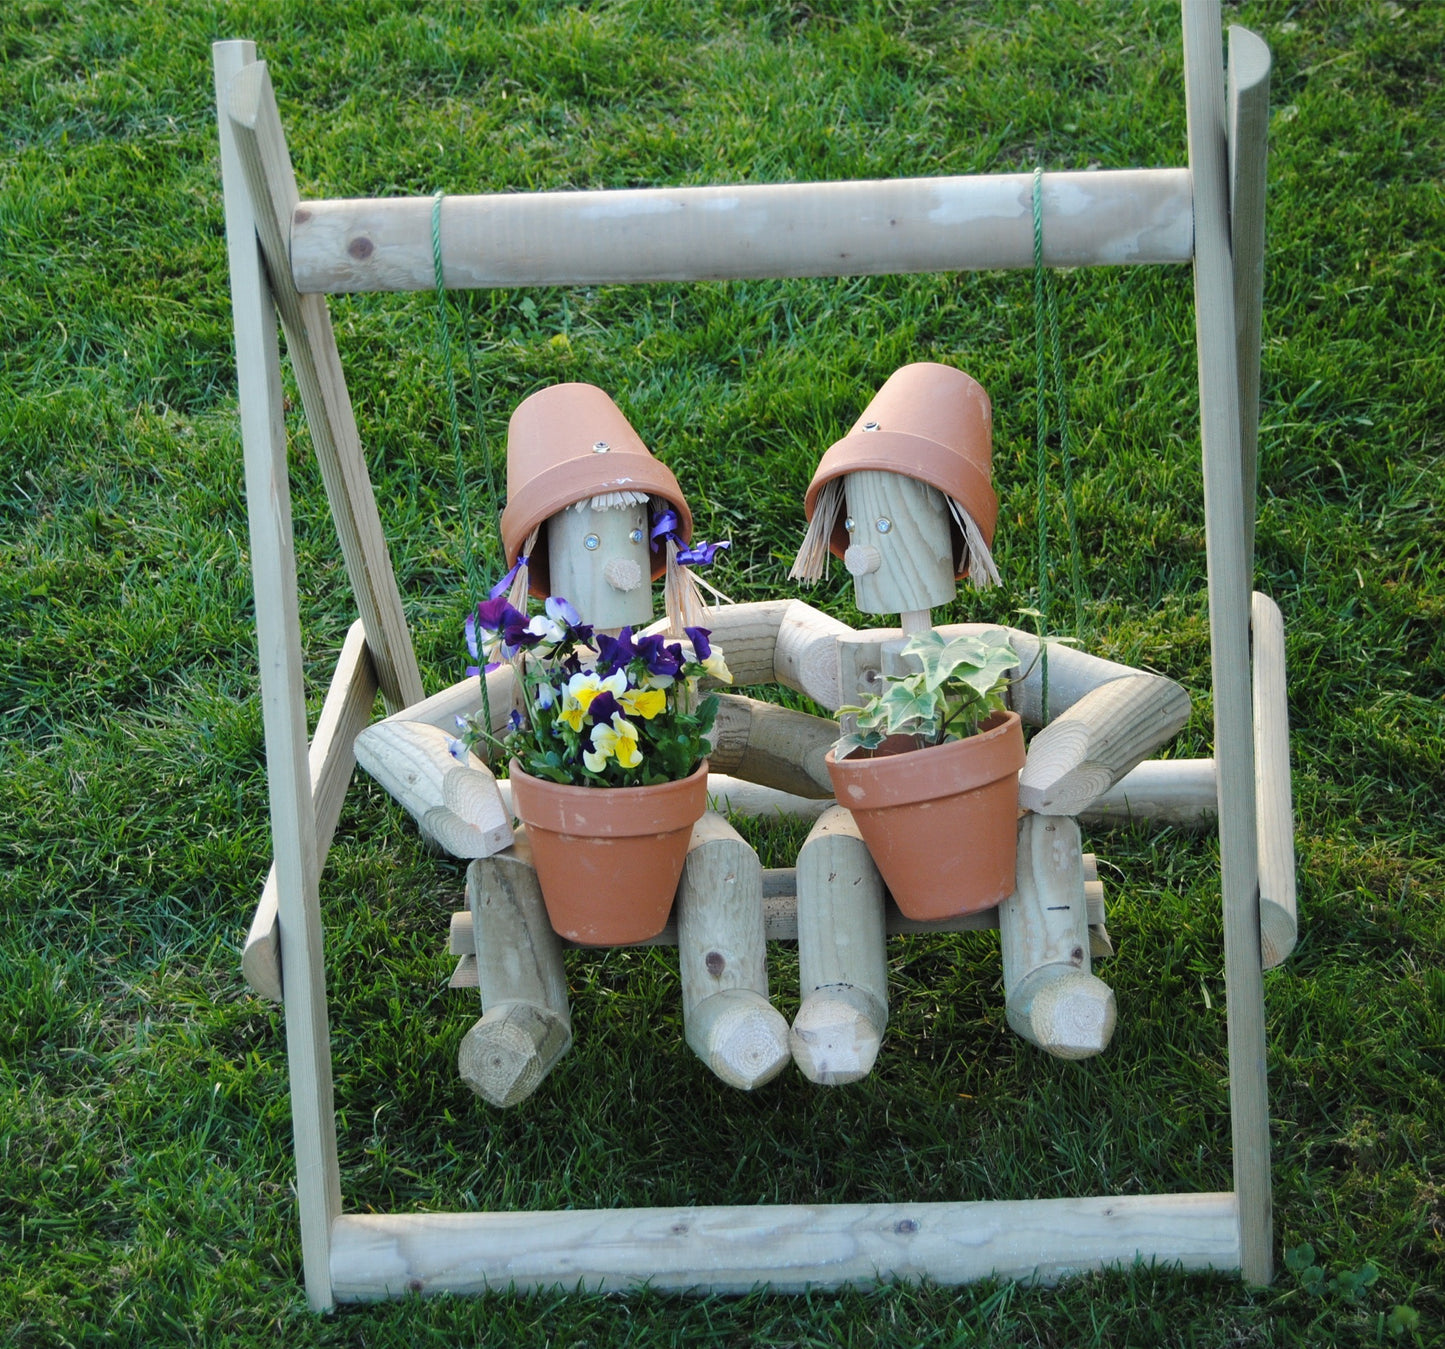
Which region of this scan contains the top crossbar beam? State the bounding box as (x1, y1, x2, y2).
(290, 168, 1192, 294)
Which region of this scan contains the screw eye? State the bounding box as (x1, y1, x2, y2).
(629, 528, 644, 544)
(592, 441, 610, 453)
(584, 534, 601, 551)
(862, 421, 881, 431)
(844, 516, 856, 533)
(876, 517, 892, 534)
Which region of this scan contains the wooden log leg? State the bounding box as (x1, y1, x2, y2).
(676, 814, 791, 1090)
(458, 832, 572, 1108)
(1000, 815, 1117, 1060)
(791, 807, 889, 1086)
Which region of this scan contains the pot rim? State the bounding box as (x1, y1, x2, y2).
(825, 710, 1024, 809)
(508, 757, 709, 837)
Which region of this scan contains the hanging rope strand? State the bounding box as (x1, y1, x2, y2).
(1031, 168, 1052, 725)
(1043, 221, 1087, 641)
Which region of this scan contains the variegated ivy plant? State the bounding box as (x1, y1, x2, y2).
(834, 628, 1017, 758)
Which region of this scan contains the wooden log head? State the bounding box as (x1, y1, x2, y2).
(500, 382, 691, 602)
(793, 363, 1001, 612)
(546, 497, 654, 631)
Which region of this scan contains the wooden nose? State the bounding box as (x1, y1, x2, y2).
(844, 544, 881, 577)
(603, 557, 643, 592)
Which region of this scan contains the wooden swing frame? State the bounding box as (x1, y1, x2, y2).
(214, 3, 1291, 1312)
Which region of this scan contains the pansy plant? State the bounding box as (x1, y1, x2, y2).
(460, 593, 728, 788)
(834, 628, 1017, 759)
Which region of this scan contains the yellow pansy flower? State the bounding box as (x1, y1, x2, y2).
(619, 686, 666, 720)
(583, 714, 643, 772)
(558, 669, 626, 733)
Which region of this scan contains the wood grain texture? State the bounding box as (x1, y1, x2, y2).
(707, 694, 838, 799)
(459, 834, 572, 1108)
(353, 720, 512, 858)
(328, 1192, 1240, 1299)
(214, 40, 340, 1312)
(773, 601, 854, 710)
(1077, 758, 1218, 829)
(380, 665, 520, 743)
(1251, 593, 1297, 968)
(842, 471, 956, 616)
(1229, 26, 1272, 572)
(1000, 816, 1116, 1060)
(547, 501, 654, 633)
(292, 168, 1194, 293)
(225, 60, 422, 713)
(792, 807, 889, 1086)
(1018, 674, 1192, 815)
(244, 620, 378, 1003)
(677, 815, 790, 1090)
(1183, 0, 1272, 1285)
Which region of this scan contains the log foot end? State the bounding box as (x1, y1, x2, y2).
(1007, 968, 1117, 1061)
(687, 988, 791, 1090)
(790, 986, 887, 1086)
(458, 1001, 571, 1108)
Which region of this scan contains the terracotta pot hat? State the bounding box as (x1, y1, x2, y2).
(500, 383, 692, 597)
(802, 362, 998, 577)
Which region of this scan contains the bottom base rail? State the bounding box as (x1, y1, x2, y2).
(330, 1191, 1240, 1299)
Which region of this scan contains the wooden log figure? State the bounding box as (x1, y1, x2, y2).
(787, 362, 1191, 1077)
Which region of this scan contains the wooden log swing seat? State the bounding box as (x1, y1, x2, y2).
(215, 3, 1296, 1311)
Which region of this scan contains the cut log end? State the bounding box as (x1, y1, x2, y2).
(688, 989, 791, 1091)
(1008, 968, 1117, 1061)
(790, 985, 887, 1087)
(457, 1002, 571, 1108)
(1259, 898, 1298, 972)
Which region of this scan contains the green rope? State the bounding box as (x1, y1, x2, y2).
(430, 190, 485, 608)
(1031, 168, 1053, 725)
(1031, 167, 1089, 725)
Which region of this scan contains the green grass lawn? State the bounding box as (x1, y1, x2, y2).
(3, 0, 1442, 1344)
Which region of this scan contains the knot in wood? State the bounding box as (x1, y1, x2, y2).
(705, 951, 726, 977)
(895, 1218, 919, 1235)
(347, 235, 374, 260)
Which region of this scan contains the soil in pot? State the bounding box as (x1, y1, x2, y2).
(508, 759, 709, 945)
(825, 711, 1025, 920)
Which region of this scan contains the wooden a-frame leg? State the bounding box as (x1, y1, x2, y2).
(676, 814, 791, 1090)
(790, 807, 889, 1086)
(1184, 0, 1272, 1286)
(215, 39, 340, 1313)
(459, 832, 572, 1108)
(1000, 816, 1117, 1060)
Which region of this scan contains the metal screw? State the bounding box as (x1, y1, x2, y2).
(629, 528, 644, 544)
(876, 517, 892, 534)
(592, 440, 610, 453)
(584, 534, 600, 551)
(863, 420, 881, 431)
(844, 516, 856, 532)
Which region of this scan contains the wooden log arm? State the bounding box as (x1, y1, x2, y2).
(706, 694, 838, 799)
(243, 620, 377, 1003)
(352, 721, 511, 859)
(1018, 673, 1193, 816)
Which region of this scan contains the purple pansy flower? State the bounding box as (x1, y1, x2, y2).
(684, 626, 713, 661)
(595, 626, 637, 674)
(636, 632, 684, 680)
(587, 689, 621, 727)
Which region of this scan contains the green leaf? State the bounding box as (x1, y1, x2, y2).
(1386, 1305, 1420, 1336)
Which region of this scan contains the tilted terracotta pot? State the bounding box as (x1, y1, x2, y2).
(500, 383, 692, 599)
(507, 759, 709, 945)
(802, 361, 999, 581)
(825, 711, 1025, 920)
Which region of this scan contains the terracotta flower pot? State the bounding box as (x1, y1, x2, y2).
(500, 383, 692, 598)
(825, 711, 1026, 920)
(802, 361, 999, 580)
(508, 759, 709, 945)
